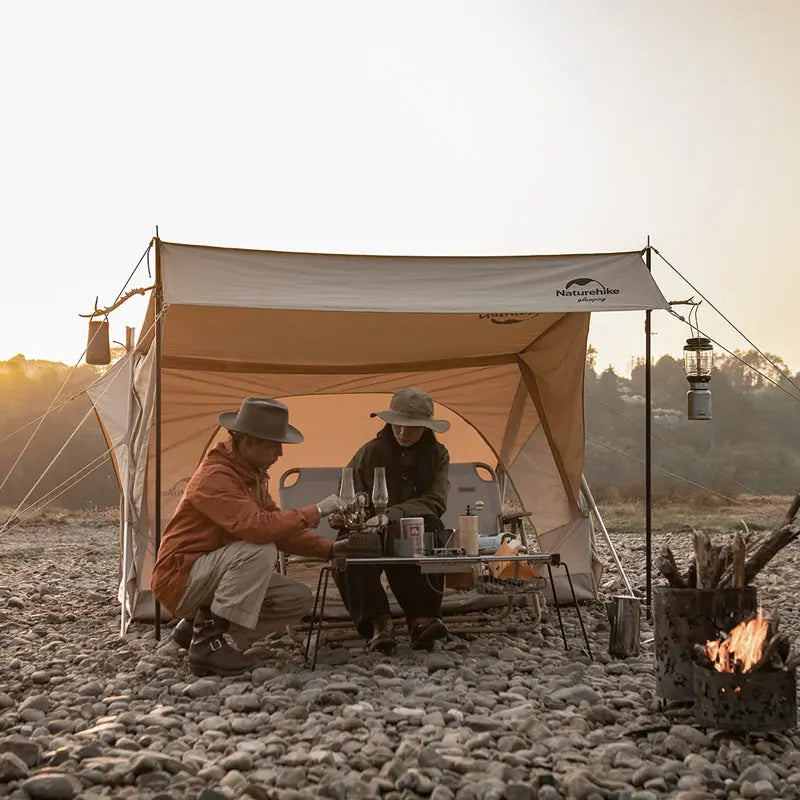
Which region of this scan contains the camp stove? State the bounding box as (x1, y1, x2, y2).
(692, 607, 798, 732)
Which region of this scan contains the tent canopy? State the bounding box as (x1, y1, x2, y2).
(92, 240, 667, 618)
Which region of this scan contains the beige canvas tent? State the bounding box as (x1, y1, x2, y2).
(89, 239, 668, 624)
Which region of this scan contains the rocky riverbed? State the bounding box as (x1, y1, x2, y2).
(2, 509, 800, 800)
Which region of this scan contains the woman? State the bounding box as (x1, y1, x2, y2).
(333, 387, 450, 654)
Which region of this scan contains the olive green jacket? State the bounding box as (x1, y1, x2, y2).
(348, 436, 450, 522)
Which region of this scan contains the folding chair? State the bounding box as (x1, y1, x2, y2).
(442, 462, 532, 546)
(277, 467, 340, 575)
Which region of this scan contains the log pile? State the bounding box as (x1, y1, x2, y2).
(657, 493, 800, 590)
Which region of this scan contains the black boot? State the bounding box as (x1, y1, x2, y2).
(171, 617, 194, 650)
(367, 615, 397, 655)
(187, 608, 260, 677)
(409, 616, 447, 651)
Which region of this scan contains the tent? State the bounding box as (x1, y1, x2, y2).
(89, 239, 668, 624)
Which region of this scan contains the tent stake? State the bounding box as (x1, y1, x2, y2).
(645, 238, 653, 613)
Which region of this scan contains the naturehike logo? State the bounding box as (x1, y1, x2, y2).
(556, 278, 620, 304)
(478, 313, 539, 325)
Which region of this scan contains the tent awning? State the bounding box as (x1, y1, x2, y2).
(160, 241, 668, 313)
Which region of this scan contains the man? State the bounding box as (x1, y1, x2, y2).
(151, 397, 348, 677)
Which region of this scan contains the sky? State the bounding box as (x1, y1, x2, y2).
(2, 0, 799, 376)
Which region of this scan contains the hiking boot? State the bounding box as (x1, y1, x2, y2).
(187, 608, 260, 677)
(171, 617, 194, 650)
(409, 616, 447, 651)
(367, 615, 397, 655)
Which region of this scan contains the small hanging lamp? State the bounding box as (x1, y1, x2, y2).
(683, 337, 713, 420)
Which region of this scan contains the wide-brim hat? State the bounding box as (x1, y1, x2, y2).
(219, 397, 304, 443)
(371, 387, 451, 433)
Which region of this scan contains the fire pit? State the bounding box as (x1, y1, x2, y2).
(653, 586, 757, 702)
(693, 608, 798, 732)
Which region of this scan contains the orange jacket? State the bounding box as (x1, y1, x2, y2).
(151, 437, 331, 614)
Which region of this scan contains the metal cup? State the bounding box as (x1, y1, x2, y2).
(606, 595, 641, 658)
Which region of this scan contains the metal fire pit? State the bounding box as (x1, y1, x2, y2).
(693, 663, 797, 732)
(653, 586, 758, 702)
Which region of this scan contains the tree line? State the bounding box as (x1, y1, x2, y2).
(0, 349, 797, 512)
(584, 346, 800, 500)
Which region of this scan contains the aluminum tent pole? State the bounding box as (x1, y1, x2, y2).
(581, 475, 635, 597)
(154, 234, 163, 641)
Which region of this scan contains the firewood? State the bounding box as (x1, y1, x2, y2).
(785, 652, 800, 671)
(657, 545, 686, 588)
(730, 532, 746, 589)
(692, 643, 710, 664)
(778, 633, 791, 664)
(707, 542, 728, 589)
(716, 494, 800, 587)
(741, 493, 800, 585)
(694, 531, 713, 589)
(683, 561, 697, 588)
(753, 632, 791, 672)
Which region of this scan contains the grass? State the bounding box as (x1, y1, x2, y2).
(593, 494, 790, 537)
(0, 505, 119, 530)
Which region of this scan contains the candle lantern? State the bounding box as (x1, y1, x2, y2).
(683, 337, 713, 420)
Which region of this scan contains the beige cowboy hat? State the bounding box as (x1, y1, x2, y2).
(219, 397, 304, 443)
(371, 388, 451, 433)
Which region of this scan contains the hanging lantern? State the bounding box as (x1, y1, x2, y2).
(86, 318, 111, 365)
(683, 337, 713, 420)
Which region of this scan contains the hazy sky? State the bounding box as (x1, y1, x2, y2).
(2, 1, 798, 375)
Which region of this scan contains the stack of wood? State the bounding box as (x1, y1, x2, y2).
(657, 493, 800, 590)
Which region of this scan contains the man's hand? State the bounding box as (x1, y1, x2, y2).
(317, 494, 347, 517)
(330, 538, 349, 558)
(328, 510, 346, 530)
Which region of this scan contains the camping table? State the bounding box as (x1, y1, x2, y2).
(304, 553, 592, 670)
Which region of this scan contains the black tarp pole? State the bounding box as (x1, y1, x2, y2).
(154, 231, 163, 641)
(645, 238, 653, 611)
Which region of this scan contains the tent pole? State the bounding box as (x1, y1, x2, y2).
(154, 234, 163, 641)
(119, 326, 135, 637)
(581, 475, 635, 596)
(645, 239, 653, 612)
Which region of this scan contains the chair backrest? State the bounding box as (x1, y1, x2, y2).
(278, 467, 341, 542)
(443, 462, 502, 535)
(279, 461, 503, 540)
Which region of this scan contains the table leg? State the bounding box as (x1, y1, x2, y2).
(310, 567, 332, 671)
(305, 565, 330, 666)
(559, 562, 593, 660)
(545, 563, 569, 652)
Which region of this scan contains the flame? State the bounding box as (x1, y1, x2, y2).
(704, 607, 770, 673)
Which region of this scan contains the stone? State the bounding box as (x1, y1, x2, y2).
(20, 773, 82, 799)
(0, 751, 29, 780)
(0, 735, 41, 767)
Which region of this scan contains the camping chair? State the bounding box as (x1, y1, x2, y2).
(277, 467, 341, 576)
(442, 462, 533, 547)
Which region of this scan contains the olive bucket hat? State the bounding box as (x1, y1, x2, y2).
(371, 388, 451, 433)
(218, 397, 304, 443)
